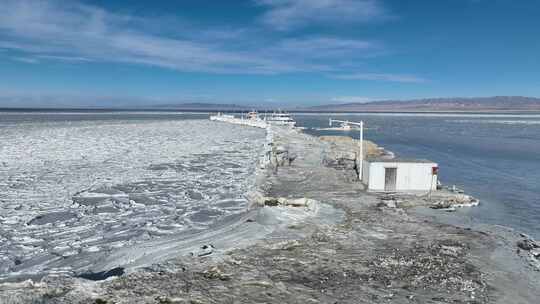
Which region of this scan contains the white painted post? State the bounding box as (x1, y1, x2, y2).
(359, 121, 363, 181)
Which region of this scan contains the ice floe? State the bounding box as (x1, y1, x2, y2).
(0, 119, 265, 280)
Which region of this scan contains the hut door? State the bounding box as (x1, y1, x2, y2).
(384, 168, 397, 191)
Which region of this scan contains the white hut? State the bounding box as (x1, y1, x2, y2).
(362, 157, 438, 192)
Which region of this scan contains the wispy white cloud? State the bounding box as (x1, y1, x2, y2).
(0, 0, 385, 75)
(0, 0, 417, 83)
(0, 0, 299, 74)
(333, 73, 427, 83)
(11, 57, 39, 64)
(36, 55, 94, 62)
(255, 0, 386, 30)
(331, 96, 374, 103)
(274, 37, 377, 58)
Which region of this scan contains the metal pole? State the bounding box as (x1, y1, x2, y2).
(359, 121, 363, 181)
(328, 118, 364, 181)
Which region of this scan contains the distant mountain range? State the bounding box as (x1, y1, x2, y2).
(3, 96, 539, 112)
(305, 96, 540, 112)
(151, 96, 540, 112)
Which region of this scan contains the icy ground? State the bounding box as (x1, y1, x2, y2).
(0, 119, 265, 280)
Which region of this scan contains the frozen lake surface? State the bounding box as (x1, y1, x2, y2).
(0, 116, 264, 280)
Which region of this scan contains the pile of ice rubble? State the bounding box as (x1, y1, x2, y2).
(377, 192, 480, 211)
(517, 233, 540, 270)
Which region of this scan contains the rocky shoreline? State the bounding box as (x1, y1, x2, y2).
(2, 126, 539, 303)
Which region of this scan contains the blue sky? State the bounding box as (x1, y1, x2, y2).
(0, 0, 539, 107)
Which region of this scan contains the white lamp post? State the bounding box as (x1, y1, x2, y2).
(329, 118, 364, 181)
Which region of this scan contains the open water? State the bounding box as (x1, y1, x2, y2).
(299, 113, 540, 239)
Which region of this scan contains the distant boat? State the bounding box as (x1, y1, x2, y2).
(209, 112, 234, 121)
(209, 112, 267, 128)
(266, 111, 296, 127)
(246, 110, 262, 121)
(340, 123, 352, 131)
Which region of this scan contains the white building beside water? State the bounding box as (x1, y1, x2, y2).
(362, 157, 438, 192)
